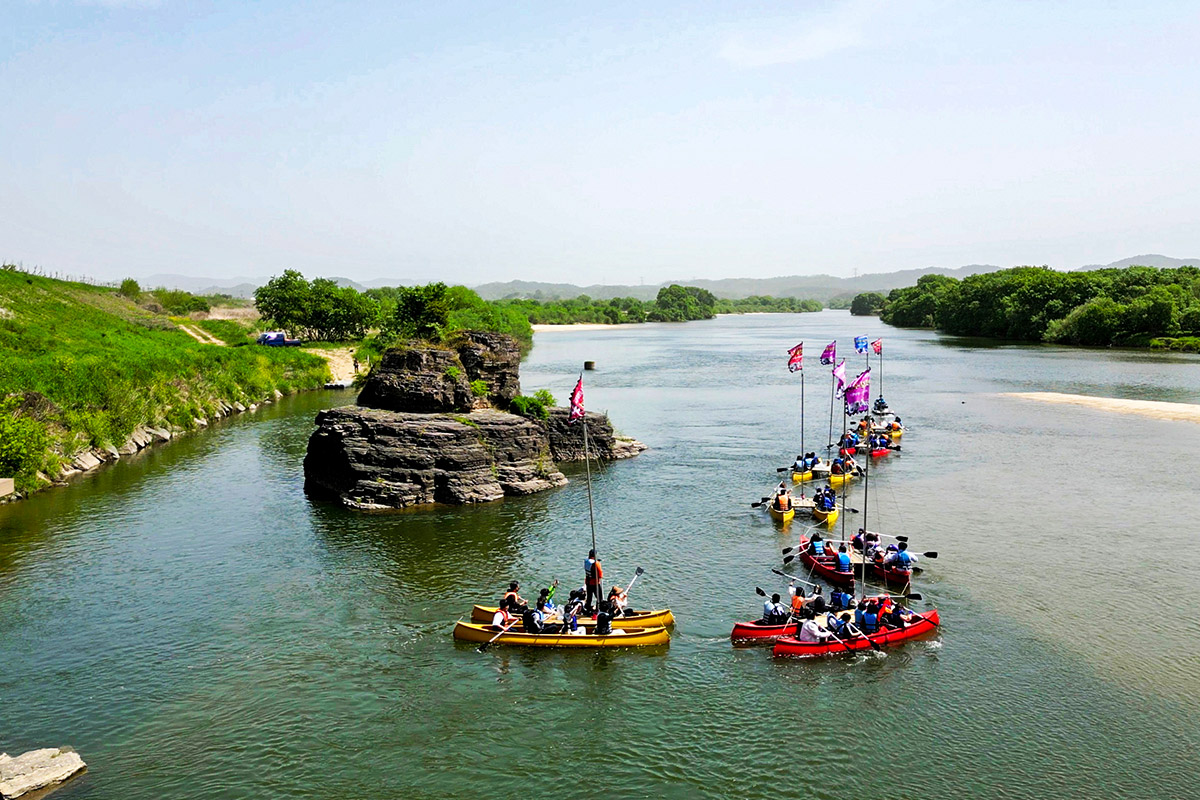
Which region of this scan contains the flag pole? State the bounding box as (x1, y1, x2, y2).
(800, 369, 805, 462)
(580, 375, 597, 554)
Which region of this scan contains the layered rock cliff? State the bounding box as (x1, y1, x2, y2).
(303, 331, 644, 510)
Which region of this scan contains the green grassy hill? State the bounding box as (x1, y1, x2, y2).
(0, 267, 330, 493)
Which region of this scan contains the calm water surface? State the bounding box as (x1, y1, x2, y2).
(2, 311, 1199, 799)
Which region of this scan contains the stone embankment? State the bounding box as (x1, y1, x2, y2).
(2, 391, 285, 503)
(0, 748, 86, 799)
(304, 331, 644, 510)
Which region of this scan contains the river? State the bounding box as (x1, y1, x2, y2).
(2, 310, 1199, 799)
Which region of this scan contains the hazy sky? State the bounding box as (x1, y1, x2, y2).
(3, 1, 1199, 285)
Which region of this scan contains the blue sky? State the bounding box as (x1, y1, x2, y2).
(3, 1, 1199, 285)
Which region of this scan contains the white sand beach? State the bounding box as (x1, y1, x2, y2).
(1005, 392, 1200, 424)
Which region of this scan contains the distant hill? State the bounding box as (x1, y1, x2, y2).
(1075, 254, 1199, 271)
(473, 264, 1004, 303)
(135, 255, 1200, 303)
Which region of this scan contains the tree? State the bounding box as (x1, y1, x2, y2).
(118, 278, 141, 300)
(384, 282, 451, 341)
(254, 270, 312, 336)
(850, 292, 886, 316)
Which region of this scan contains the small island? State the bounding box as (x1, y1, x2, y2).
(303, 331, 644, 510)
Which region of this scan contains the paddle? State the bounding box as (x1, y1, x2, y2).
(823, 625, 855, 654)
(478, 617, 520, 652)
(770, 567, 819, 588)
(750, 496, 771, 508)
(845, 621, 883, 652)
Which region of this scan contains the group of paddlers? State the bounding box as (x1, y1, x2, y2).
(851, 529, 919, 570)
(489, 550, 633, 636)
(760, 583, 918, 642)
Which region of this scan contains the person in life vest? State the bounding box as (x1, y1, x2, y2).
(793, 454, 807, 473)
(830, 458, 844, 475)
(835, 544, 852, 573)
(773, 485, 794, 512)
(828, 611, 853, 638)
(501, 581, 526, 613)
(561, 589, 585, 632)
(537, 581, 559, 613)
(523, 599, 563, 635)
(829, 587, 853, 610)
(874, 396, 888, 414)
(805, 585, 827, 614)
(808, 533, 826, 557)
(594, 600, 625, 636)
(788, 584, 805, 620)
(762, 592, 789, 625)
(844, 454, 859, 473)
(608, 585, 631, 617)
(883, 541, 917, 570)
(584, 551, 603, 613)
(818, 488, 837, 512)
(890, 418, 903, 432)
(491, 605, 513, 630)
(860, 600, 881, 634)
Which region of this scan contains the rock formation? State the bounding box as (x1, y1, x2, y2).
(304, 331, 644, 510)
(0, 748, 86, 799)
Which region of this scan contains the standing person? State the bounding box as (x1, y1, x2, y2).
(584, 550, 603, 613)
(352, 357, 360, 374)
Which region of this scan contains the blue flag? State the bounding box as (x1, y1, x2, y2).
(854, 336, 868, 354)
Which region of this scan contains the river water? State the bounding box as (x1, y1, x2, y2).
(2, 311, 1199, 799)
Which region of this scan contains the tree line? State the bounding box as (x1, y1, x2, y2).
(877, 265, 1200, 347)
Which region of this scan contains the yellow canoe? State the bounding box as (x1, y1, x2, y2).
(791, 470, 814, 483)
(453, 621, 671, 648)
(768, 505, 796, 523)
(828, 472, 854, 487)
(470, 605, 675, 629)
(811, 506, 839, 525)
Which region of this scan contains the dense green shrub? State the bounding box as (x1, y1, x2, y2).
(509, 394, 550, 420)
(470, 379, 488, 397)
(118, 278, 141, 300)
(0, 398, 48, 485)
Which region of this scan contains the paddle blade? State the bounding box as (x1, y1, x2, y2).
(923, 552, 938, 559)
(782, 555, 796, 565)
(905, 593, 923, 601)
(635, 566, 645, 576)
(755, 587, 766, 597)
(776, 467, 788, 472)
(477, 642, 492, 653)
(781, 546, 794, 555)
(895, 536, 908, 542)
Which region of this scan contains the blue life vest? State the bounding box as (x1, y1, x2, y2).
(854, 608, 865, 627)
(862, 612, 879, 633)
(837, 552, 851, 573)
(811, 540, 825, 556)
(896, 551, 912, 568)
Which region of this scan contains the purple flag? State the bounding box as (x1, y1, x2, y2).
(844, 368, 871, 414)
(819, 341, 836, 365)
(832, 359, 847, 396)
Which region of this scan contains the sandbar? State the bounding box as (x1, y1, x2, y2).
(1004, 392, 1200, 424)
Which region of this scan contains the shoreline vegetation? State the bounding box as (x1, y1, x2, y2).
(0, 266, 330, 499)
(869, 264, 1200, 349)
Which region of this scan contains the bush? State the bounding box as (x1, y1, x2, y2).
(119, 278, 141, 300)
(0, 398, 48, 485)
(510, 394, 550, 420)
(533, 388, 557, 407)
(470, 379, 488, 397)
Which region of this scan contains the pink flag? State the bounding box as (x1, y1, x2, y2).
(832, 359, 847, 396)
(871, 338, 883, 355)
(819, 341, 837, 365)
(844, 368, 871, 414)
(787, 342, 803, 372)
(568, 376, 585, 421)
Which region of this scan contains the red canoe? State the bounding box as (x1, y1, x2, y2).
(772, 609, 940, 658)
(730, 619, 798, 644)
(796, 537, 857, 590)
(870, 447, 890, 457)
(851, 544, 916, 589)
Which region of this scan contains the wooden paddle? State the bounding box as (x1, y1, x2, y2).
(770, 567, 819, 588)
(844, 621, 883, 652)
(478, 617, 520, 652)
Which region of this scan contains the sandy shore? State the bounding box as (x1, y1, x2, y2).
(303, 347, 360, 382)
(1005, 392, 1200, 424)
(531, 323, 621, 332)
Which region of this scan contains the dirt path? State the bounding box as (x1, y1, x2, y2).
(303, 347, 360, 383)
(178, 323, 224, 345)
(1004, 392, 1200, 424)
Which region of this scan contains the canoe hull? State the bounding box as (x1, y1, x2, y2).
(768, 505, 796, 523)
(791, 470, 814, 483)
(453, 621, 671, 648)
(870, 448, 889, 457)
(811, 506, 839, 525)
(731, 619, 798, 644)
(797, 537, 855, 589)
(828, 473, 853, 488)
(470, 605, 675, 629)
(772, 610, 939, 658)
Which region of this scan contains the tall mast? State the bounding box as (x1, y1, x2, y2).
(800, 370, 805, 462)
(582, 396, 597, 554)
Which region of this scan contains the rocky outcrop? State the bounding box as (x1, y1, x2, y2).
(0, 748, 86, 799)
(453, 330, 521, 406)
(304, 408, 565, 510)
(355, 345, 472, 413)
(544, 408, 647, 462)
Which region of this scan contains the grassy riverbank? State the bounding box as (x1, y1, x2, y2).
(0, 267, 330, 493)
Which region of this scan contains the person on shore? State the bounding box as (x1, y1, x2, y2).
(584, 550, 603, 612)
